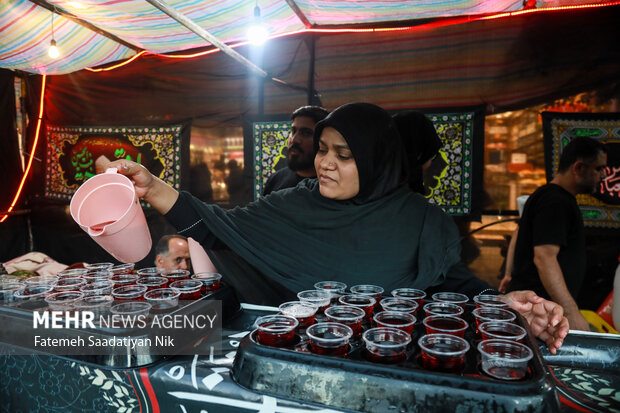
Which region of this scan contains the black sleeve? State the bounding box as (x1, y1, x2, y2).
(426, 261, 492, 299)
(164, 191, 221, 249)
(262, 174, 275, 196)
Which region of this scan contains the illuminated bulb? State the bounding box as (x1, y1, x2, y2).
(48, 39, 60, 59)
(247, 24, 268, 46)
(247, 5, 268, 46)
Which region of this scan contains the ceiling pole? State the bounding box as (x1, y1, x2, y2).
(284, 0, 312, 28)
(28, 0, 142, 52)
(144, 0, 268, 78)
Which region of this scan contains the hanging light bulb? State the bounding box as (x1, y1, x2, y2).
(48, 11, 60, 59)
(247, 3, 268, 46)
(48, 39, 60, 59)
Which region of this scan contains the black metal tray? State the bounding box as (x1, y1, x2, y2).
(231, 303, 560, 412)
(0, 284, 241, 368)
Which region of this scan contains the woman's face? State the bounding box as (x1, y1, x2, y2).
(314, 127, 359, 200)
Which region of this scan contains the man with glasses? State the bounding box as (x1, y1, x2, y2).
(507, 137, 608, 330)
(155, 234, 192, 271)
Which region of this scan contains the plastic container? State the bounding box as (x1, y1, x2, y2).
(338, 294, 375, 320)
(380, 297, 418, 314)
(192, 272, 222, 294)
(279, 301, 318, 329)
(137, 276, 169, 291)
(418, 333, 470, 373)
(423, 315, 468, 337)
(324, 305, 365, 335)
(478, 339, 534, 380)
(423, 301, 464, 318)
(53, 277, 86, 292)
(45, 291, 84, 310)
(431, 292, 469, 308)
(373, 311, 416, 335)
(111, 284, 147, 301)
(297, 290, 332, 312)
(473, 294, 509, 309)
(169, 279, 202, 300)
(363, 327, 411, 364)
(391, 288, 426, 308)
(70, 168, 152, 263)
(306, 322, 353, 357)
(110, 301, 151, 318)
(254, 314, 298, 347)
(144, 288, 180, 311)
(479, 321, 527, 342)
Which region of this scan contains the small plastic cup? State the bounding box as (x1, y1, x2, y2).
(391, 288, 426, 308)
(338, 294, 376, 320)
(314, 281, 347, 304)
(169, 279, 203, 300)
(306, 322, 353, 357)
(297, 290, 332, 313)
(144, 288, 181, 311)
(418, 333, 470, 372)
(110, 301, 151, 318)
(24, 275, 58, 286)
(324, 305, 365, 335)
(423, 302, 465, 318)
(57, 268, 88, 278)
(82, 270, 113, 284)
(374, 311, 416, 335)
(363, 327, 412, 364)
(110, 263, 135, 275)
(380, 297, 418, 315)
(350, 284, 383, 310)
(472, 307, 517, 332)
(479, 321, 527, 342)
(473, 294, 509, 309)
(137, 276, 169, 291)
(279, 301, 318, 329)
(423, 315, 468, 338)
(110, 274, 138, 286)
(53, 277, 86, 292)
(45, 291, 84, 310)
(0, 283, 22, 305)
(79, 280, 114, 296)
(192, 272, 222, 295)
(478, 339, 533, 380)
(14, 285, 54, 301)
(136, 267, 166, 277)
(74, 295, 114, 317)
(111, 284, 147, 301)
(164, 269, 191, 283)
(432, 292, 469, 308)
(84, 262, 114, 271)
(254, 314, 298, 347)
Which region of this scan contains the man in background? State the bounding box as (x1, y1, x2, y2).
(262, 105, 329, 195)
(155, 234, 191, 271)
(507, 137, 607, 330)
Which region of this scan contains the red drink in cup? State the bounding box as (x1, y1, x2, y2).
(111, 284, 147, 301)
(351, 284, 384, 311)
(110, 263, 135, 275)
(306, 322, 353, 357)
(373, 311, 416, 335)
(80, 280, 114, 296)
(473, 294, 509, 310)
(164, 270, 190, 284)
(84, 262, 114, 271)
(54, 277, 86, 292)
(380, 297, 418, 315)
(391, 288, 426, 309)
(431, 292, 469, 309)
(423, 315, 468, 338)
(192, 272, 223, 295)
(110, 274, 138, 287)
(479, 321, 526, 342)
(363, 327, 411, 364)
(471, 307, 516, 333)
(137, 276, 169, 291)
(279, 301, 318, 329)
(136, 267, 166, 277)
(324, 305, 365, 336)
(254, 315, 298, 347)
(418, 333, 470, 373)
(169, 279, 202, 300)
(423, 302, 464, 318)
(338, 294, 376, 321)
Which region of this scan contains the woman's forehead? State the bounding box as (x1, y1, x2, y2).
(320, 126, 349, 148)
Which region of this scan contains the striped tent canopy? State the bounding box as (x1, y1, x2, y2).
(1, 0, 617, 75)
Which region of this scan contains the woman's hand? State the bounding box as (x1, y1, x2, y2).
(95, 156, 179, 214)
(502, 290, 569, 354)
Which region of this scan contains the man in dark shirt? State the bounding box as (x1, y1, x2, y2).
(262, 106, 329, 195)
(507, 137, 607, 330)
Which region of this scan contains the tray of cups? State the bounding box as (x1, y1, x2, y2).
(0, 267, 241, 367)
(231, 285, 560, 413)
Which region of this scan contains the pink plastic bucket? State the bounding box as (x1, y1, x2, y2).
(70, 168, 151, 263)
